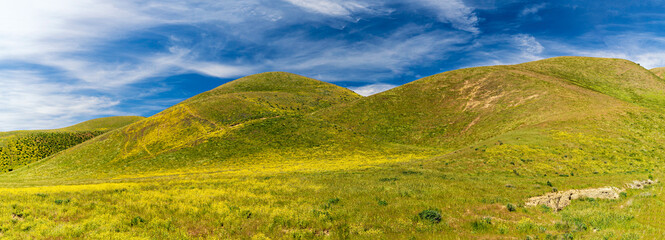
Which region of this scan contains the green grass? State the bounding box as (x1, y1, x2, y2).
(0, 58, 664, 239)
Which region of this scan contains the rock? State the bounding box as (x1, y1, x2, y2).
(525, 187, 622, 211)
(626, 179, 657, 189)
(526, 179, 659, 211)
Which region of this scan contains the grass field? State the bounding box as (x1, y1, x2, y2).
(0, 57, 664, 239)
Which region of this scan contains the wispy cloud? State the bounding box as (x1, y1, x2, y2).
(413, 0, 480, 33)
(513, 34, 545, 60)
(519, 3, 547, 18)
(0, 70, 120, 131)
(270, 26, 471, 81)
(282, 0, 372, 17)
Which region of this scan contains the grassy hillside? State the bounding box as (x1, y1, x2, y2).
(651, 67, 665, 79)
(0, 58, 664, 239)
(0, 72, 372, 182)
(318, 57, 646, 148)
(0, 116, 144, 172)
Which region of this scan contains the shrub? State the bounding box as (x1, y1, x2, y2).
(507, 203, 516, 212)
(547, 181, 553, 187)
(378, 200, 388, 206)
(130, 216, 145, 226)
(418, 209, 442, 224)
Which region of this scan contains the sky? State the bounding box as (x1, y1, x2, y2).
(1, 0, 665, 131)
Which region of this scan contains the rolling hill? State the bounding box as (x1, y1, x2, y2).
(0, 57, 664, 239)
(4, 57, 665, 182)
(0, 116, 144, 172)
(652, 67, 665, 79)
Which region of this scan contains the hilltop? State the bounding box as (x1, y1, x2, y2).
(0, 57, 664, 239)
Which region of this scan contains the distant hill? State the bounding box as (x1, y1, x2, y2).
(3, 58, 665, 182)
(58, 116, 146, 132)
(0, 116, 144, 172)
(651, 67, 665, 79)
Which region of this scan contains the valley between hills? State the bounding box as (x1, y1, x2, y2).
(1, 56, 664, 239)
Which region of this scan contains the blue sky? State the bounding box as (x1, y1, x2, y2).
(1, 0, 665, 131)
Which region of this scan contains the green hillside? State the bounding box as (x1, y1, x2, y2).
(651, 67, 665, 79)
(0, 59, 664, 239)
(0, 72, 368, 182)
(0, 116, 144, 172)
(318, 57, 644, 147)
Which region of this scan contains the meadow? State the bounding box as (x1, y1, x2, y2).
(0, 153, 661, 239)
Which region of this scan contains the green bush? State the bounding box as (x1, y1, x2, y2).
(507, 203, 517, 212)
(418, 209, 442, 223)
(130, 216, 145, 226)
(54, 199, 70, 205)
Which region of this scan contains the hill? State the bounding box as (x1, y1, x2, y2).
(1, 72, 369, 182)
(652, 67, 665, 79)
(318, 57, 654, 147)
(4, 57, 664, 182)
(315, 57, 665, 177)
(0, 58, 664, 239)
(0, 116, 144, 172)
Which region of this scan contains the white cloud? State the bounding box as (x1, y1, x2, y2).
(349, 83, 398, 96)
(0, 70, 120, 131)
(282, 0, 479, 33)
(271, 26, 472, 79)
(519, 3, 547, 17)
(0, 1, 256, 88)
(413, 0, 479, 33)
(282, 0, 370, 16)
(513, 34, 544, 58)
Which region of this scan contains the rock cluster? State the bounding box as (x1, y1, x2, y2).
(525, 187, 622, 211)
(626, 179, 657, 189)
